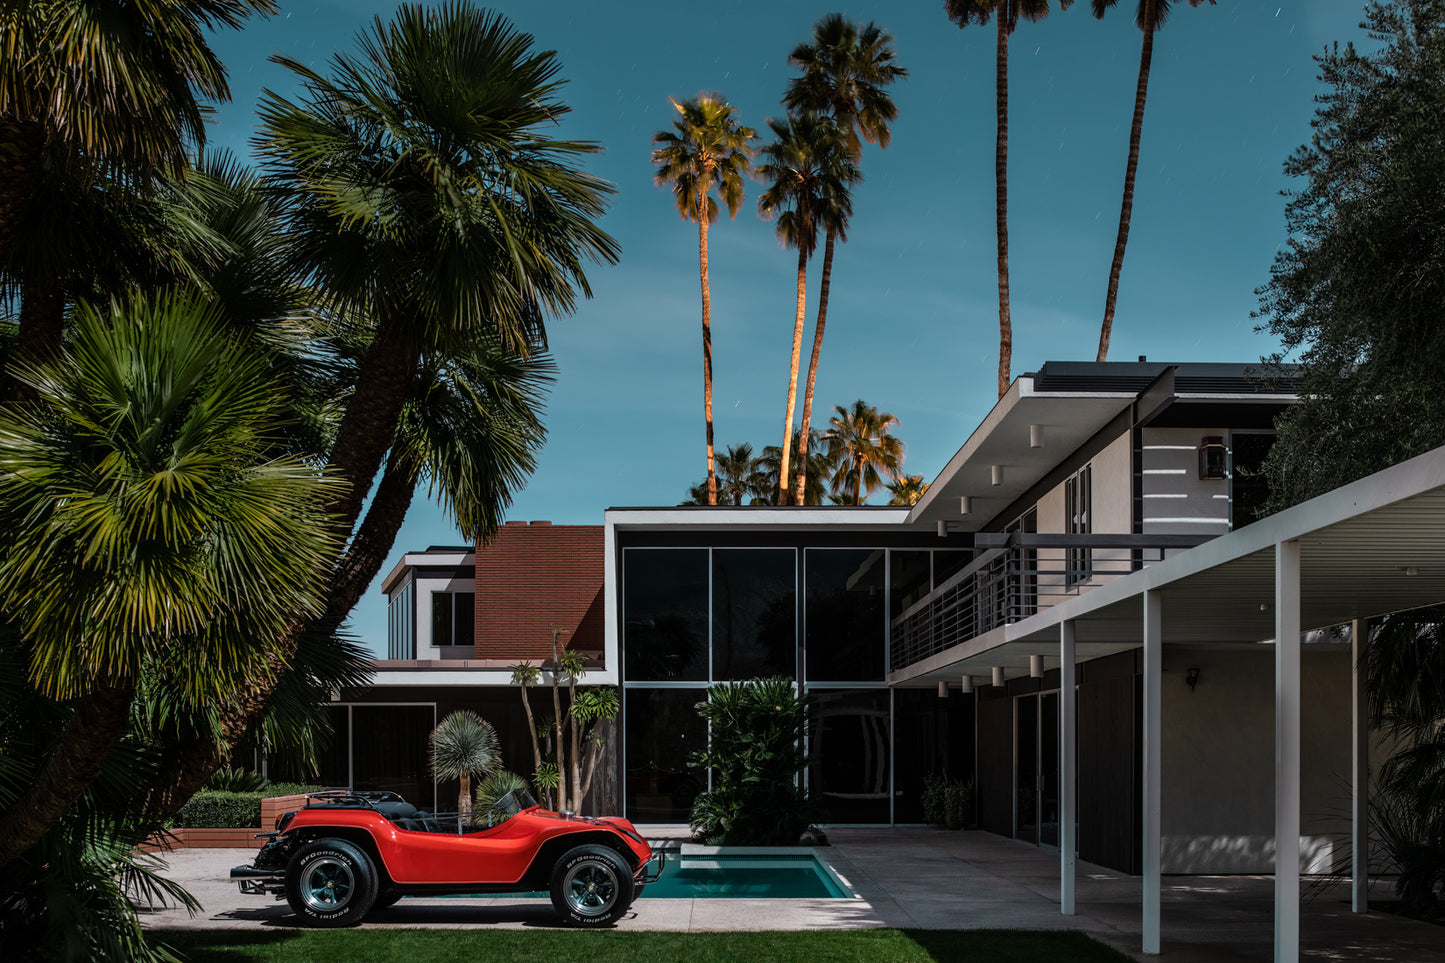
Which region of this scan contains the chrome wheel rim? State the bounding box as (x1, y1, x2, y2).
(563, 860, 619, 916)
(301, 856, 355, 912)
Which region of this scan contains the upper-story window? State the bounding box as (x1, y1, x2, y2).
(1065, 464, 1092, 585)
(432, 591, 475, 649)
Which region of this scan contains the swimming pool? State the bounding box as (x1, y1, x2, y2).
(641, 845, 856, 899)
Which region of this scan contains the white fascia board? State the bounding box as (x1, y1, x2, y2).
(379, 550, 475, 596)
(605, 507, 911, 531)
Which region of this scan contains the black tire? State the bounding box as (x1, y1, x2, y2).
(285, 838, 378, 927)
(548, 844, 635, 927)
(373, 887, 403, 910)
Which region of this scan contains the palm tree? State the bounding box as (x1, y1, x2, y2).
(0, 0, 273, 354)
(946, 0, 1072, 398)
(784, 14, 907, 503)
(824, 400, 905, 505)
(430, 711, 501, 818)
(143, 2, 618, 822)
(716, 442, 763, 506)
(759, 428, 835, 506)
(0, 290, 338, 868)
(1092, 0, 1214, 361)
(887, 474, 930, 506)
(652, 94, 756, 506)
(757, 113, 859, 504)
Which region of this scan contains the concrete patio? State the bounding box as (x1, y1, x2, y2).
(140, 828, 1445, 962)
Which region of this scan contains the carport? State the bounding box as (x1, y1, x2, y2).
(903, 445, 1445, 961)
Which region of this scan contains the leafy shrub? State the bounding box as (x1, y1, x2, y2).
(922, 772, 974, 829)
(202, 767, 271, 793)
(689, 677, 817, 845)
(173, 784, 323, 828)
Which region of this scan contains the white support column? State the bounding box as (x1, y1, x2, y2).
(1276, 540, 1302, 963)
(1060, 619, 1077, 916)
(1351, 617, 1369, 913)
(1143, 590, 1163, 955)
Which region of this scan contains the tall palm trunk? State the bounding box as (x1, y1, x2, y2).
(0, 121, 43, 279)
(697, 183, 718, 506)
(779, 242, 809, 504)
(1097, 4, 1156, 362)
(326, 314, 421, 532)
(794, 229, 836, 504)
(994, 12, 1013, 400)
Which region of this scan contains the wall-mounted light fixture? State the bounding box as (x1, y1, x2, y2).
(1185, 667, 1201, 692)
(961, 675, 975, 694)
(1403, 566, 1421, 577)
(1198, 436, 1227, 480)
(992, 666, 1005, 688)
(937, 680, 949, 698)
(1029, 654, 1044, 679)
(1029, 424, 1044, 449)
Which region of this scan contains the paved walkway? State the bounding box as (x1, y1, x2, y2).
(140, 828, 1445, 962)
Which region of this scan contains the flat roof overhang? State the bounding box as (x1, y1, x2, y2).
(893, 444, 1445, 686)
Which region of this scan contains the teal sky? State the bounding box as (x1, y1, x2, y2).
(204, 1, 1371, 655)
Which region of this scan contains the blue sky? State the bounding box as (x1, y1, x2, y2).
(204, 0, 1371, 655)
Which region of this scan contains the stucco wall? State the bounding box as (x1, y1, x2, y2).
(1141, 427, 1231, 537)
(1160, 645, 1364, 874)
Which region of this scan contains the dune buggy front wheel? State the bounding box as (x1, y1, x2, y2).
(549, 844, 635, 927)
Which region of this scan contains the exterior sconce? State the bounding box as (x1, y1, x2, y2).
(960, 675, 975, 694)
(1185, 667, 1201, 692)
(1198, 436, 1227, 480)
(1029, 424, 1044, 449)
(991, 464, 1004, 486)
(992, 666, 1005, 688)
(1029, 654, 1044, 679)
(937, 681, 949, 698)
(937, 521, 948, 537)
(960, 496, 972, 515)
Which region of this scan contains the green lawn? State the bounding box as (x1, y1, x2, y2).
(150, 928, 1133, 962)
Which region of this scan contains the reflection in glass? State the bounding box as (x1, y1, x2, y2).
(889, 550, 931, 620)
(1016, 694, 1038, 843)
(712, 549, 796, 680)
(805, 549, 885, 681)
(810, 689, 890, 823)
(625, 688, 708, 822)
(624, 549, 708, 681)
(1041, 691, 1059, 848)
(933, 550, 972, 588)
(352, 706, 435, 809)
(893, 687, 974, 824)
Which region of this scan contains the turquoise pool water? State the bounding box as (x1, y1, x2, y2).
(644, 852, 853, 899)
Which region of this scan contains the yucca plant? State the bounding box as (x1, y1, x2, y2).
(474, 770, 530, 811)
(429, 711, 500, 817)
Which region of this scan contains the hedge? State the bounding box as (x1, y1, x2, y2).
(173, 783, 324, 828)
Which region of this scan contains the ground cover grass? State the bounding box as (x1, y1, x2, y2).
(150, 928, 1132, 962)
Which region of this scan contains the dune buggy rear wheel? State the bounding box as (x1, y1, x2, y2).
(549, 844, 635, 927)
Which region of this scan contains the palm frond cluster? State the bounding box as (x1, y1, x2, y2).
(681, 400, 927, 507)
(0, 4, 614, 959)
(653, 14, 907, 506)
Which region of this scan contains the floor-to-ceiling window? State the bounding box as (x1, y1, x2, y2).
(620, 541, 974, 825)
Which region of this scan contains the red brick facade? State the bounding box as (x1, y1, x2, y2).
(473, 521, 604, 663)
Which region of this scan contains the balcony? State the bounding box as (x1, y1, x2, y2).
(890, 533, 1212, 672)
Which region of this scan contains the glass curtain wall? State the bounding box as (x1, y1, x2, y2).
(621, 544, 976, 825)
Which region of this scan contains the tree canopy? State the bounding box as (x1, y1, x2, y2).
(1257, 0, 1445, 510)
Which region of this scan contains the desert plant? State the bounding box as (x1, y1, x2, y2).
(201, 768, 271, 794)
(922, 772, 974, 829)
(689, 677, 817, 845)
(475, 771, 531, 811)
(429, 711, 501, 817)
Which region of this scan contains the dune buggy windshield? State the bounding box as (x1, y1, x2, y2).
(479, 787, 538, 828)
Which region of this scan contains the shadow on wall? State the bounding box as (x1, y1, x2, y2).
(1162, 834, 1338, 875)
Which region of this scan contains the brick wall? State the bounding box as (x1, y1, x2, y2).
(474, 522, 604, 663)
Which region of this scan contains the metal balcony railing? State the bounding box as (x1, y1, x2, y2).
(889, 533, 1212, 672)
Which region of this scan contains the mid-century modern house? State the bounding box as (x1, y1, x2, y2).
(340, 359, 1445, 959)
